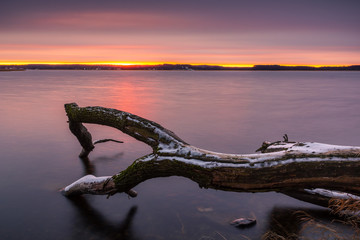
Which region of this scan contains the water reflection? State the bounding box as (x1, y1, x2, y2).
(79, 152, 125, 175)
(69, 196, 139, 240)
(93, 152, 125, 163)
(80, 157, 96, 175)
(106, 74, 163, 116)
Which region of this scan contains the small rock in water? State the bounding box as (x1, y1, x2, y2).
(230, 218, 256, 227)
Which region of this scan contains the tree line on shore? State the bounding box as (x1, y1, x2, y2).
(1, 64, 360, 71)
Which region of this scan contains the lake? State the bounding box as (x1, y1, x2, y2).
(0, 70, 359, 239)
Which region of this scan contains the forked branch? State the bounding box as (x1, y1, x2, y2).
(62, 103, 360, 206)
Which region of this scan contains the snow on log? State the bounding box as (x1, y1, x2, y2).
(61, 175, 114, 196)
(63, 103, 360, 206)
(61, 175, 137, 198)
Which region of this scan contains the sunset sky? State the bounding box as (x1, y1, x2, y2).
(1, 0, 359, 66)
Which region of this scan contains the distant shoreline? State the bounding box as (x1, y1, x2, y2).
(1, 64, 360, 71)
(0, 69, 26, 72)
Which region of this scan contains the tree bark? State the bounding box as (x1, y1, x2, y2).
(62, 103, 360, 206)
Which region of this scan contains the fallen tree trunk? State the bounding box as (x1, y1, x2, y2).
(62, 103, 360, 206)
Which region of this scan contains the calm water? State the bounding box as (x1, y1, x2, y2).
(0, 70, 359, 239)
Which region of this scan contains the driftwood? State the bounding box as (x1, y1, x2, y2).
(62, 103, 360, 208)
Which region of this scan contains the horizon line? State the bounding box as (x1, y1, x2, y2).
(0, 61, 357, 68)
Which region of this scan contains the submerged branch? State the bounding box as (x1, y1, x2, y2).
(68, 120, 94, 158)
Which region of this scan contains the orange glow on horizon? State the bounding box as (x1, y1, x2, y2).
(0, 61, 254, 67)
(0, 61, 353, 68)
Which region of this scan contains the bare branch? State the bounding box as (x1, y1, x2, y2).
(63, 103, 360, 207)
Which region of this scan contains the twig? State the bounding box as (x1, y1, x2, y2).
(283, 134, 289, 142)
(93, 139, 124, 145)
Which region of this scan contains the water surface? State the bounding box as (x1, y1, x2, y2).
(0, 70, 359, 239)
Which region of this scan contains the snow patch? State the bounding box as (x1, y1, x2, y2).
(305, 188, 360, 200)
(290, 142, 360, 153)
(64, 175, 111, 192)
(153, 142, 360, 168)
(147, 156, 359, 169)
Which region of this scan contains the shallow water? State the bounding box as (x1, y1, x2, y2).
(0, 70, 359, 239)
